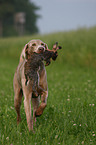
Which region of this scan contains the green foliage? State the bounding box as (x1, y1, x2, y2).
(0, 27, 96, 144)
(0, 0, 40, 37)
(0, 0, 14, 18)
(0, 26, 96, 68)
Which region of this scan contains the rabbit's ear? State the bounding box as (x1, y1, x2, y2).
(53, 42, 58, 50)
(57, 46, 62, 50)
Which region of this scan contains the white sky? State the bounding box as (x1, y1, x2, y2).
(31, 0, 96, 34)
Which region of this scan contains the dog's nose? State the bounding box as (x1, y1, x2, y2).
(39, 47, 45, 52)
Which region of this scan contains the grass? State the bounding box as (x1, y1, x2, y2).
(0, 27, 96, 145)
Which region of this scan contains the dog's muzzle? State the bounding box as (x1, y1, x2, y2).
(38, 46, 45, 53)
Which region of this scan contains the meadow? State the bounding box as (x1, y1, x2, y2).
(0, 27, 96, 145)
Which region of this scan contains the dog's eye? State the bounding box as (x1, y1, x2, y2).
(41, 43, 44, 46)
(32, 43, 36, 46)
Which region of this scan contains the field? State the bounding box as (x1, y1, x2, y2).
(0, 27, 96, 145)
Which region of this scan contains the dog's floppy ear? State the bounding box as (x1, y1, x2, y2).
(20, 44, 28, 61)
(25, 44, 29, 59)
(44, 43, 48, 50)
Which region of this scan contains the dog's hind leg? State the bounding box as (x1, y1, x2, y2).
(13, 73, 23, 124)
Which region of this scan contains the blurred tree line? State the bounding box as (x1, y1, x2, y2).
(0, 0, 40, 37)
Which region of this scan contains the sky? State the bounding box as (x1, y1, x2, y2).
(31, 0, 96, 34)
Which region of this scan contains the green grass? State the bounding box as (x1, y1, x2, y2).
(0, 27, 96, 145)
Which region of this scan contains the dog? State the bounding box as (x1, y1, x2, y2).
(13, 39, 61, 131)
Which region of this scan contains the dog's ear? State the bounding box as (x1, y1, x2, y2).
(25, 44, 29, 59)
(21, 44, 28, 60)
(44, 43, 48, 50)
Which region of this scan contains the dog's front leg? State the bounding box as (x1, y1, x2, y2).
(35, 91, 48, 117)
(35, 68, 48, 117)
(23, 92, 33, 131)
(32, 96, 40, 126)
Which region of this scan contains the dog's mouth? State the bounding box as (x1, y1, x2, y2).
(37, 46, 45, 54)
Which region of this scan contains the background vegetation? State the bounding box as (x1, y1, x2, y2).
(0, 0, 40, 37)
(0, 26, 96, 144)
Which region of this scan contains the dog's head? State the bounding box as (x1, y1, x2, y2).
(20, 39, 48, 61)
(26, 39, 48, 54)
(23, 39, 49, 60)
